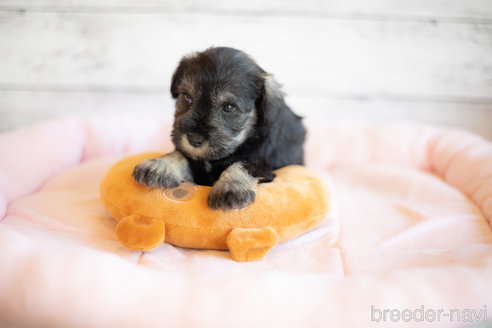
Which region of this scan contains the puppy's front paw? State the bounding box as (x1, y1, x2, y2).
(132, 152, 192, 188)
(208, 182, 256, 211)
(207, 163, 258, 211)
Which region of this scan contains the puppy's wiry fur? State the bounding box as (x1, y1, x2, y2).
(133, 47, 306, 210)
(132, 150, 192, 188)
(207, 162, 258, 210)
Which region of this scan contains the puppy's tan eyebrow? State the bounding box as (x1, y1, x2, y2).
(215, 91, 238, 105)
(178, 78, 196, 95)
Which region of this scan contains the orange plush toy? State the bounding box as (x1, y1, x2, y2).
(100, 153, 330, 262)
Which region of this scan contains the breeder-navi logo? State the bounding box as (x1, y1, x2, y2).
(371, 305, 487, 323)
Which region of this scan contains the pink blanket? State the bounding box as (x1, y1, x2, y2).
(1, 116, 491, 328)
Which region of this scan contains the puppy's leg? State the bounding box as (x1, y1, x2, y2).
(132, 150, 193, 188)
(208, 162, 258, 211)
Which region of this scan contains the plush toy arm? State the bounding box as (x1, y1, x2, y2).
(115, 215, 166, 251)
(226, 227, 279, 262)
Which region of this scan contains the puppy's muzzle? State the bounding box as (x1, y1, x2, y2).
(187, 133, 205, 148)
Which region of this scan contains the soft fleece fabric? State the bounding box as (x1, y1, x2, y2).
(0, 116, 491, 328)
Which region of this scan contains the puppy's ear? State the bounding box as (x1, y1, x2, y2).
(255, 74, 286, 125)
(170, 57, 190, 99)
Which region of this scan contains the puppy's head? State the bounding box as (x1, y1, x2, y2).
(169, 47, 283, 161)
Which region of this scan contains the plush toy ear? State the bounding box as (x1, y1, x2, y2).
(226, 226, 279, 262)
(170, 57, 191, 99)
(115, 215, 166, 251)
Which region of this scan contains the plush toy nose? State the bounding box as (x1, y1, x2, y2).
(187, 133, 205, 148)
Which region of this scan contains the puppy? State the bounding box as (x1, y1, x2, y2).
(133, 47, 306, 210)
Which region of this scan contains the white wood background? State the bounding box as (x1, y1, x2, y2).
(1, 0, 491, 139)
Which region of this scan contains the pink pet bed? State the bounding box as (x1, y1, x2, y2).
(0, 116, 491, 328)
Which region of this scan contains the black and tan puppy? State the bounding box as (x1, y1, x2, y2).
(133, 47, 306, 210)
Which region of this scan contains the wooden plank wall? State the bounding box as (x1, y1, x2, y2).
(1, 0, 491, 139)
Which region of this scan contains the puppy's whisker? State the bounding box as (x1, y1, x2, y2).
(232, 110, 257, 146)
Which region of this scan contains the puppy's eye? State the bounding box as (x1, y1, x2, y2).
(183, 93, 193, 104)
(223, 103, 236, 113)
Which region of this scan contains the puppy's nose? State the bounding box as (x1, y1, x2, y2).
(187, 133, 205, 148)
